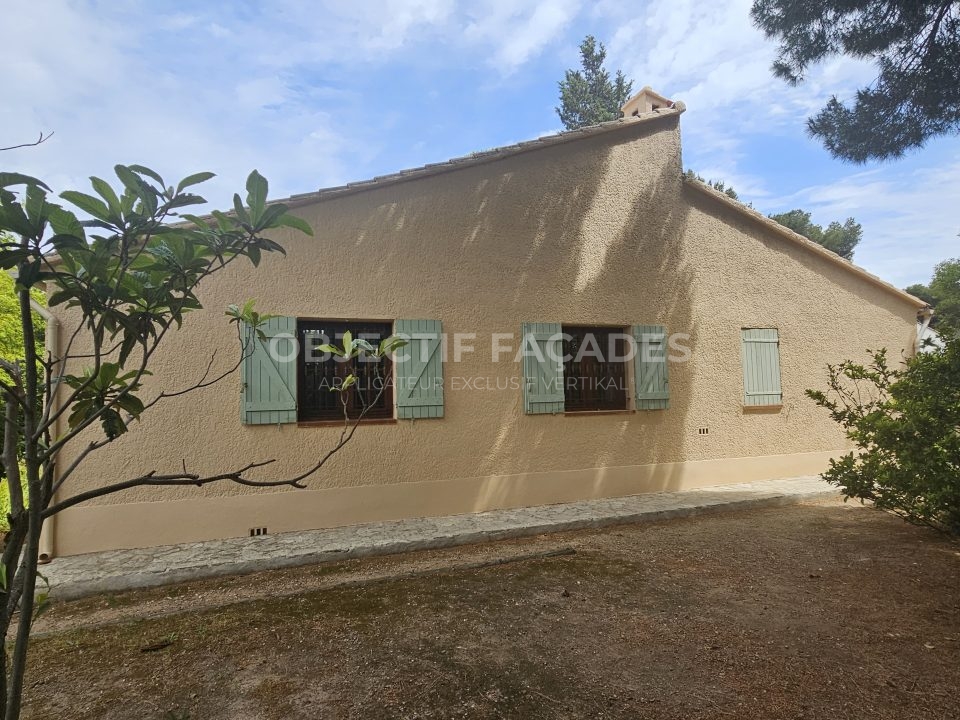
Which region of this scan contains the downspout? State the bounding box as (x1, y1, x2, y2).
(29, 298, 59, 564)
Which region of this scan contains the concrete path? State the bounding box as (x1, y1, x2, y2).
(44, 476, 835, 600)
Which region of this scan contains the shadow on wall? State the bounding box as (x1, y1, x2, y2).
(73, 119, 699, 513)
(407, 121, 698, 510)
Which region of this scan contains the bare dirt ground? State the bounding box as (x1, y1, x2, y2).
(22, 498, 960, 719)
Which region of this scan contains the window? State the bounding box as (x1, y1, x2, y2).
(561, 325, 629, 412)
(297, 319, 393, 422)
(741, 328, 782, 406)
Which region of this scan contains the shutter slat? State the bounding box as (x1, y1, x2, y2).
(396, 319, 444, 419)
(522, 322, 564, 414)
(241, 316, 298, 425)
(741, 328, 782, 405)
(633, 324, 670, 410)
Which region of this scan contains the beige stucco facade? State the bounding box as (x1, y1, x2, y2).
(45, 108, 924, 557)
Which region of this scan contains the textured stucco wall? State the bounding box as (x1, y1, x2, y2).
(48, 114, 919, 554)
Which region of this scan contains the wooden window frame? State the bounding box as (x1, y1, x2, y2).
(296, 319, 394, 422)
(561, 325, 630, 413)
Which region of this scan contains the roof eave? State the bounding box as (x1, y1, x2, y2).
(683, 177, 929, 312)
(281, 104, 685, 209)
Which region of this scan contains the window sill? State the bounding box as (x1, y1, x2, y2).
(742, 404, 783, 414)
(297, 418, 398, 428)
(564, 409, 634, 417)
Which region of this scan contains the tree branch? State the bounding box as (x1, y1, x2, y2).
(44, 369, 389, 519)
(0, 132, 53, 153)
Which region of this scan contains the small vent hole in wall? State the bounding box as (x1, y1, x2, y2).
(698, 427, 710, 436)
(249, 527, 268, 537)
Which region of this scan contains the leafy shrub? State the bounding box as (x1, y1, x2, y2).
(807, 338, 960, 534)
(0, 462, 27, 532)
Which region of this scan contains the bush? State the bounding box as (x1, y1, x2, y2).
(807, 338, 960, 534)
(0, 463, 27, 533)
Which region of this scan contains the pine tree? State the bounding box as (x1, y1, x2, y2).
(557, 36, 633, 130)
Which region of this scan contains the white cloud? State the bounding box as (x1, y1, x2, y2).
(1, 0, 955, 291)
(465, 0, 581, 74)
(769, 159, 960, 286)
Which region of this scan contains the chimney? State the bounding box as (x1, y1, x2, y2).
(620, 86, 674, 118)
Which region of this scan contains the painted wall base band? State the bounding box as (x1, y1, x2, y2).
(52, 450, 838, 556)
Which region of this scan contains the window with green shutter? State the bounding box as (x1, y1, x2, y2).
(741, 328, 783, 406)
(241, 316, 298, 425)
(632, 324, 669, 410)
(394, 319, 444, 419)
(522, 323, 565, 414)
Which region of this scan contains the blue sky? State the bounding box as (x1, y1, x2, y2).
(3, 0, 958, 287)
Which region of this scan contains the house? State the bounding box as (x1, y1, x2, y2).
(44, 90, 927, 557)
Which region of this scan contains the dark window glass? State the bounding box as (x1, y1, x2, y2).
(562, 326, 629, 412)
(297, 320, 393, 422)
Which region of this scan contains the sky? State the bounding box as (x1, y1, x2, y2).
(2, 0, 958, 288)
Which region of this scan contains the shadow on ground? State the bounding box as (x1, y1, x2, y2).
(26, 499, 960, 720)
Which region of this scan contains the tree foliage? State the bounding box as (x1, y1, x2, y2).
(0, 268, 43, 487)
(807, 340, 960, 534)
(683, 172, 863, 259)
(0, 166, 404, 720)
(0, 263, 43, 367)
(556, 35, 633, 130)
(906, 257, 960, 336)
(683, 170, 739, 200)
(752, 0, 960, 162)
(768, 209, 862, 260)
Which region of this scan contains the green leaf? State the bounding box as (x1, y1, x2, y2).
(0, 248, 34, 270)
(24, 183, 49, 229)
(114, 164, 146, 195)
(232, 194, 250, 226)
(33, 593, 50, 620)
(127, 165, 165, 186)
(48, 206, 86, 238)
(354, 338, 375, 354)
(115, 393, 145, 417)
(276, 213, 313, 236)
(0, 172, 50, 191)
(47, 288, 75, 307)
(90, 176, 122, 217)
(15, 258, 42, 289)
(245, 170, 268, 222)
(48, 234, 87, 254)
(177, 172, 215, 193)
(378, 336, 408, 356)
(60, 190, 113, 223)
(0, 202, 34, 236)
(255, 203, 287, 232)
(180, 213, 212, 231)
(210, 210, 236, 232)
(342, 330, 353, 357)
(166, 193, 206, 210)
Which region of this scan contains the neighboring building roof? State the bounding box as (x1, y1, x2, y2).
(282, 104, 685, 208)
(684, 178, 929, 311)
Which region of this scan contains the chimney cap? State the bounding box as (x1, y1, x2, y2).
(621, 86, 674, 117)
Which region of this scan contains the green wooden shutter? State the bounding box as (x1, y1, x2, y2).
(395, 319, 444, 419)
(522, 322, 564, 414)
(633, 325, 669, 410)
(741, 328, 782, 406)
(241, 316, 298, 425)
